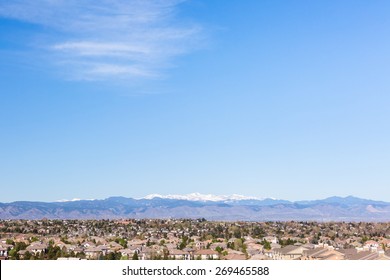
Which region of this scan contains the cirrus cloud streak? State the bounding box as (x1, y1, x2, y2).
(0, 0, 202, 81)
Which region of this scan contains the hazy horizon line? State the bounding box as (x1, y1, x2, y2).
(1, 193, 389, 204)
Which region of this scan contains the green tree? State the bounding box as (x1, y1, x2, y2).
(252, 226, 265, 238)
(261, 240, 271, 250)
(115, 238, 127, 248)
(233, 229, 241, 239)
(233, 239, 243, 250)
(24, 251, 32, 260)
(361, 236, 369, 243)
(9, 242, 27, 260)
(6, 239, 14, 245)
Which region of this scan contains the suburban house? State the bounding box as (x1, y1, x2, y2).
(108, 241, 123, 251)
(119, 248, 137, 258)
(193, 249, 219, 260)
(264, 236, 279, 244)
(0, 246, 8, 259)
(84, 247, 102, 259)
(26, 243, 48, 255)
(222, 249, 246, 260)
(96, 245, 110, 256)
(303, 247, 345, 260)
(249, 253, 269, 260)
(272, 245, 306, 260)
(81, 241, 95, 248)
(168, 249, 191, 260)
(345, 250, 389, 260)
(210, 242, 227, 250)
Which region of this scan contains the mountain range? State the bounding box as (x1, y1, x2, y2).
(1, 194, 390, 221)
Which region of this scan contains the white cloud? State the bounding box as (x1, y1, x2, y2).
(0, 0, 202, 81)
(52, 42, 151, 57)
(88, 63, 152, 77)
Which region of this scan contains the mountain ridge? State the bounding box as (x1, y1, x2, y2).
(1, 195, 389, 221)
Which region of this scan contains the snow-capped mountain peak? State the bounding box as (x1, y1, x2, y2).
(142, 192, 263, 202)
(55, 198, 96, 202)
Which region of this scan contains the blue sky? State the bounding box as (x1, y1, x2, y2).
(1, 0, 390, 202)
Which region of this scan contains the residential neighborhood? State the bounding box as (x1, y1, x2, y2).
(1, 219, 389, 260)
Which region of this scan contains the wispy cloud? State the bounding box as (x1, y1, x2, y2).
(0, 0, 202, 81)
